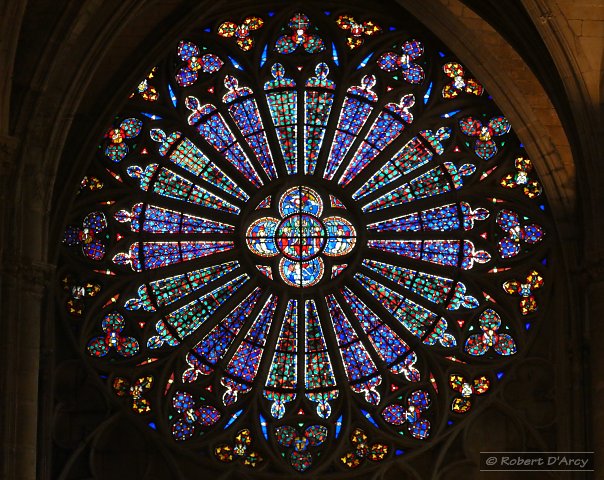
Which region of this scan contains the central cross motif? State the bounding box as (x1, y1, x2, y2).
(245, 186, 356, 287)
(276, 214, 326, 261)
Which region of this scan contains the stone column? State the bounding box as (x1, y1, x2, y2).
(584, 261, 604, 469)
(0, 261, 53, 480)
(0, 134, 54, 480)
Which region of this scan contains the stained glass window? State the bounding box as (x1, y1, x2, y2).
(59, 3, 552, 476)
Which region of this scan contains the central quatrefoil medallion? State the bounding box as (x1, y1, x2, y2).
(245, 186, 356, 287)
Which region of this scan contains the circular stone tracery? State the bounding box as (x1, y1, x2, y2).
(245, 186, 357, 287)
(57, 4, 554, 477)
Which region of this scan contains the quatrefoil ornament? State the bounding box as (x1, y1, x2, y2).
(459, 115, 511, 160)
(336, 15, 381, 49)
(246, 186, 356, 287)
(503, 269, 544, 315)
(449, 373, 490, 413)
(501, 157, 543, 198)
(377, 39, 425, 84)
(442, 62, 484, 99)
(218, 16, 263, 51)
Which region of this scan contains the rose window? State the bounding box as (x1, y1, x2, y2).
(59, 3, 552, 478)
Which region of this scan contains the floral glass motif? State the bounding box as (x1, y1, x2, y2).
(459, 115, 511, 160)
(61, 4, 552, 476)
(442, 62, 483, 99)
(503, 270, 544, 315)
(496, 209, 545, 258)
(340, 428, 388, 468)
(132, 67, 159, 102)
(215, 429, 263, 467)
(336, 15, 381, 49)
(381, 390, 431, 439)
(275, 13, 325, 54)
(86, 312, 139, 358)
(171, 391, 220, 441)
(465, 309, 517, 356)
(501, 157, 543, 198)
(218, 17, 264, 51)
(275, 424, 327, 472)
(377, 39, 425, 84)
(61, 275, 100, 316)
(113, 375, 153, 414)
(175, 41, 224, 87)
(449, 373, 490, 413)
(79, 175, 103, 193)
(103, 118, 143, 162)
(246, 186, 356, 287)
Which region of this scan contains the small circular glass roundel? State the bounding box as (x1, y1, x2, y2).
(276, 214, 326, 260)
(245, 186, 356, 287)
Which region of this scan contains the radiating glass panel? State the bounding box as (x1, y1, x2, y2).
(305, 300, 338, 418)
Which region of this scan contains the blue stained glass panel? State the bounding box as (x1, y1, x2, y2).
(223, 76, 278, 180)
(304, 63, 335, 175)
(186, 98, 264, 187)
(326, 294, 381, 404)
(221, 295, 278, 405)
(342, 287, 419, 380)
(148, 274, 249, 348)
(354, 127, 451, 200)
(265, 64, 298, 175)
(339, 95, 414, 186)
(305, 300, 338, 418)
(324, 76, 377, 180)
(183, 288, 263, 381)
